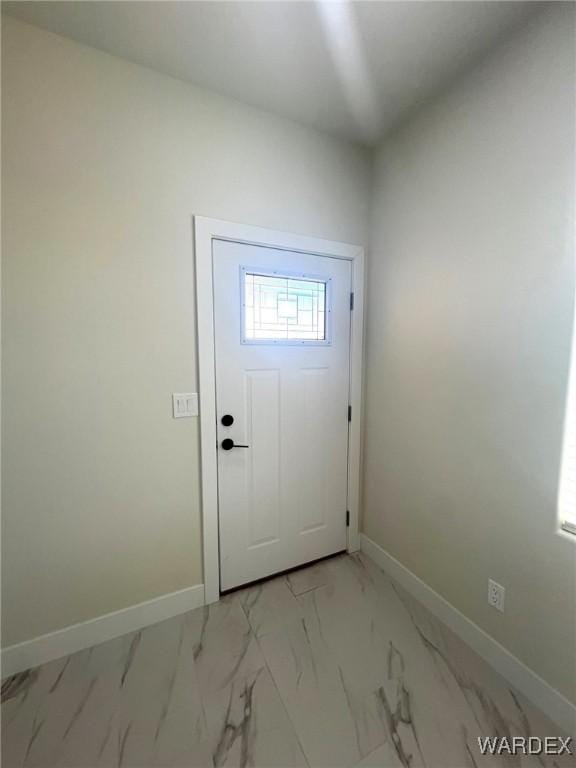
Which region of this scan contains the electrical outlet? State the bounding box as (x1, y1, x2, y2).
(488, 579, 505, 612)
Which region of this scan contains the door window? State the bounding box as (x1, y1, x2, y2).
(241, 268, 331, 344)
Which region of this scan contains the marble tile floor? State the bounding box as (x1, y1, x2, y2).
(2, 552, 574, 768)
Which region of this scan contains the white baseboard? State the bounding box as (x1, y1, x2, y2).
(1, 583, 205, 678)
(360, 534, 576, 736)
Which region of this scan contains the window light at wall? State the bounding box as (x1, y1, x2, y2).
(558, 307, 576, 537)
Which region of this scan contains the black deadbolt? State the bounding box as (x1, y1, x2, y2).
(221, 414, 234, 427)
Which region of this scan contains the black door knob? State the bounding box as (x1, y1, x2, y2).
(221, 414, 234, 427)
(221, 438, 249, 450)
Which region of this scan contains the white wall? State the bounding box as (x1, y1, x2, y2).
(364, 5, 576, 703)
(1, 17, 371, 647)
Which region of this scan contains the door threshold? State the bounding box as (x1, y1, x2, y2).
(220, 550, 347, 596)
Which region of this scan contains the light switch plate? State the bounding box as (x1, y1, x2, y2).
(172, 393, 198, 418)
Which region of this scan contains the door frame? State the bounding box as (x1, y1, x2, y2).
(194, 216, 364, 603)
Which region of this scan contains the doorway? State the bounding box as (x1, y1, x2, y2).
(195, 218, 364, 601)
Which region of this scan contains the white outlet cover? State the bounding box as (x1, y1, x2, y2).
(172, 393, 198, 418)
(488, 579, 505, 612)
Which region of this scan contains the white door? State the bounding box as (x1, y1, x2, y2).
(213, 239, 352, 590)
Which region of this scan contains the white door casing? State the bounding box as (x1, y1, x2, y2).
(213, 240, 351, 590)
(194, 217, 364, 602)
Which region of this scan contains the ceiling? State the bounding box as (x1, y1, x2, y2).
(3, 1, 545, 146)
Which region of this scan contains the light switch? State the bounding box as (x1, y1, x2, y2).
(172, 393, 198, 418)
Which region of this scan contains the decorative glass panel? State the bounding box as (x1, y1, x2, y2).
(243, 272, 328, 342)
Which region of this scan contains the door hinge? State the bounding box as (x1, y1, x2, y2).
(348, 404, 352, 422)
(350, 292, 354, 311)
(346, 510, 350, 527)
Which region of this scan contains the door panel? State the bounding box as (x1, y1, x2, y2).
(298, 367, 329, 533)
(214, 239, 351, 590)
(245, 369, 281, 547)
